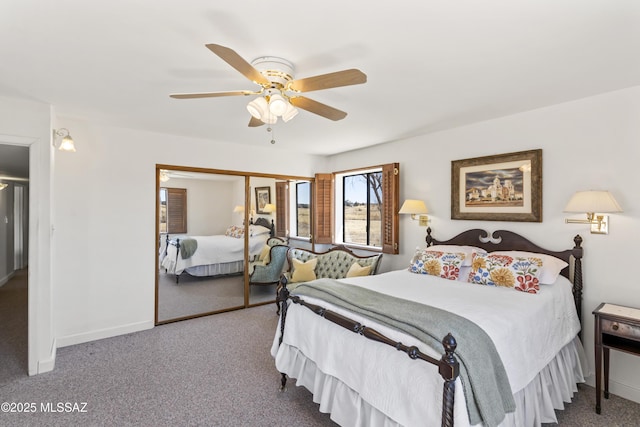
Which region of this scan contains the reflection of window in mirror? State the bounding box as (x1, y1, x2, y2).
(285, 180, 311, 239)
(160, 187, 187, 234)
(296, 181, 311, 238)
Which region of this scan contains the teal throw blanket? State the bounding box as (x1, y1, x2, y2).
(292, 279, 515, 427)
(179, 238, 198, 259)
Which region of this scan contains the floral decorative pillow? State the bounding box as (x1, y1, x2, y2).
(224, 225, 244, 238)
(409, 249, 465, 280)
(426, 245, 486, 267)
(468, 253, 543, 294)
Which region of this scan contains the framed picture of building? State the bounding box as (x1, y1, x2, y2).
(451, 149, 542, 222)
(255, 186, 271, 214)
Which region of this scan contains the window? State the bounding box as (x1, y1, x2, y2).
(314, 163, 399, 254)
(295, 181, 311, 238)
(283, 180, 311, 239)
(159, 187, 187, 234)
(342, 171, 382, 246)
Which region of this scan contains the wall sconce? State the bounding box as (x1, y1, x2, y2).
(0, 183, 7, 191)
(564, 190, 622, 235)
(52, 128, 76, 152)
(399, 199, 429, 226)
(263, 203, 276, 214)
(233, 205, 244, 214)
(159, 170, 170, 183)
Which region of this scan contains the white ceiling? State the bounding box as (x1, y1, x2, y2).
(1, 0, 639, 164)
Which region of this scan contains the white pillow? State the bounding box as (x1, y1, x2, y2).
(249, 225, 271, 236)
(426, 245, 487, 267)
(490, 251, 568, 285)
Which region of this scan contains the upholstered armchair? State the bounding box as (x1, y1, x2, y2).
(249, 243, 289, 286)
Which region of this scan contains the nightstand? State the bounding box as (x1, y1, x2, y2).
(593, 302, 640, 414)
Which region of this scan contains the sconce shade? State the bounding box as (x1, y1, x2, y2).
(564, 191, 622, 213)
(263, 203, 276, 213)
(0, 183, 7, 191)
(233, 205, 244, 213)
(53, 128, 76, 152)
(60, 135, 76, 152)
(399, 199, 429, 214)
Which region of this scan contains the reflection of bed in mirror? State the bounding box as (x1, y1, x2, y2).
(161, 217, 274, 283)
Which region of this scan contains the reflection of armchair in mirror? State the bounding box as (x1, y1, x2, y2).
(249, 237, 289, 311)
(249, 237, 289, 285)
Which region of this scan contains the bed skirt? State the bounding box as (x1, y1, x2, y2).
(275, 336, 586, 427)
(184, 260, 244, 277)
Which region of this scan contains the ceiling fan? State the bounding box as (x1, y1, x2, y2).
(170, 44, 367, 127)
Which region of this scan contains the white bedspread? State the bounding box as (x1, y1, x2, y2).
(272, 269, 581, 427)
(161, 234, 268, 275)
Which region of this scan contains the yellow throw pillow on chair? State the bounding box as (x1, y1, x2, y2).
(291, 258, 317, 282)
(259, 244, 271, 264)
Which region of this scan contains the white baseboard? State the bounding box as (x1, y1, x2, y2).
(30, 340, 57, 376)
(56, 320, 155, 348)
(585, 375, 640, 404)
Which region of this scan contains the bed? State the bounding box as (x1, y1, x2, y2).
(161, 217, 274, 283)
(272, 228, 586, 427)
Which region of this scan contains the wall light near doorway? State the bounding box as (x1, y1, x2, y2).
(0, 182, 7, 191)
(52, 128, 76, 152)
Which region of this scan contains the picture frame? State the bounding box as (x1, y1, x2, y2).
(255, 186, 271, 214)
(451, 149, 542, 222)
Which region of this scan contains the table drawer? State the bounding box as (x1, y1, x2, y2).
(602, 318, 640, 340)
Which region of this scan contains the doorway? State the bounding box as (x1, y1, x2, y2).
(0, 143, 29, 380)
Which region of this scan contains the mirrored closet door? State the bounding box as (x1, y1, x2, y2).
(156, 166, 314, 324)
(156, 168, 246, 323)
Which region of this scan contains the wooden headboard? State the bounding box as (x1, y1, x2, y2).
(425, 227, 584, 323)
(252, 217, 275, 237)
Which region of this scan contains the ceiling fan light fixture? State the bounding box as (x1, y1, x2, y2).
(282, 103, 299, 122)
(247, 96, 269, 120)
(268, 93, 288, 116)
(262, 111, 278, 124)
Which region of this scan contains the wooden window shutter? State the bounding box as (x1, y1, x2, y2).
(381, 163, 399, 254)
(275, 181, 289, 237)
(166, 187, 187, 234)
(313, 173, 333, 244)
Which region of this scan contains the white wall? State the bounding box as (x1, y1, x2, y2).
(166, 177, 241, 236)
(51, 121, 322, 347)
(326, 85, 640, 403)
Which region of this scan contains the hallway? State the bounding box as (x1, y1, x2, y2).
(0, 269, 28, 385)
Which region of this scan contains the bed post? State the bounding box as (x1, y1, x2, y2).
(439, 333, 459, 427)
(425, 227, 434, 247)
(174, 238, 181, 284)
(571, 234, 584, 328)
(277, 276, 291, 391)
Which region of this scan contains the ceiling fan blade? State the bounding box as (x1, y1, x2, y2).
(206, 44, 271, 86)
(289, 96, 348, 121)
(248, 116, 264, 127)
(287, 69, 366, 93)
(170, 90, 257, 99)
